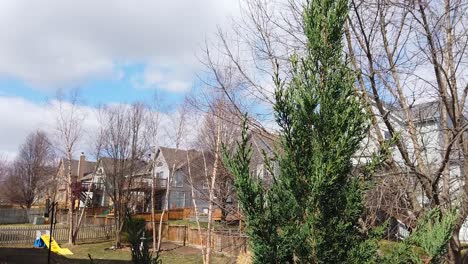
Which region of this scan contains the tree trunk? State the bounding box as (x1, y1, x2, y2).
(115, 198, 122, 248)
(151, 175, 156, 252)
(67, 154, 74, 245)
(448, 233, 462, 264)
(206, 123, 221, 264)
(187, 151, 207, 263)
(157, 173, 171, 252)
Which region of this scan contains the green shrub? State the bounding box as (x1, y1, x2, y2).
(125, 214, 161, 264)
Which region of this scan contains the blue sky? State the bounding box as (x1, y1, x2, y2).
(0, 63, 192, 109)
(0, 73, 189, 105)
(0, 0, 239, 158)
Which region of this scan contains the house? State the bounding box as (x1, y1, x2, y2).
(153, 147, 219, 214)
(55, 153, 96, 208)
(73, 147, 222, 217)
(79, 157, 153, 211)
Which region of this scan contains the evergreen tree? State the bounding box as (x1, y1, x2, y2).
(224, 0, 373, 262)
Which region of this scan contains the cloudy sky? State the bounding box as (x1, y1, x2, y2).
(0, 0, 239, 159)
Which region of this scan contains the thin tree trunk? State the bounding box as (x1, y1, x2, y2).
(151, 152, 157, 252)
(72, 167, 99, 244)
(151, 176, 156, 252)
(206, 122, 221, 264)
(67, 153, 74, 245)
(187, 151, 207, 263)
(157, 165, 173, 252)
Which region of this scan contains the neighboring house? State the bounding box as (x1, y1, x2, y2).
(154, 147, 211, 213)
(80, 157, 152, 210)
(55, 153, 96, 208)
(74, 147, 220, 216)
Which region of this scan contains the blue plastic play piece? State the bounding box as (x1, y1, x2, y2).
(34, 237, 45, 248)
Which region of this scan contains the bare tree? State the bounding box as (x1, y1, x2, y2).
(2, 130, 55, 209)
(185, 150, 208, 262)
(156, 105, 188, 252)
(146, 94, 163, 252)
(70, 119, 107, 244)
(53, 89, 85, 245)
(190, 103, 240, 219)
(344, 0, 468, 261)
(203, 0, 468, 262)
(97, 102, 148, 247)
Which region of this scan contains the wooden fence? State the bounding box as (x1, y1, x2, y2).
(134, 208, 225, 222)
(0, 224, 115, 246)
(156, 224, 248, 256)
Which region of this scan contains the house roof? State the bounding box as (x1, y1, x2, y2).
(158, 147, 215, 180)
(392, 101, 441, 123)
(98, 157, 149, 176)
(159, 147, 192, 171)
(59, 158, 96, 178)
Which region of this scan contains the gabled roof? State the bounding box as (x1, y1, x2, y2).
(158, 147, 216, 180)
(159, 147, 192, 171)
(97, 157, 149, 176)
(392, 101, 441, 123)
(58, 158, 96, 178)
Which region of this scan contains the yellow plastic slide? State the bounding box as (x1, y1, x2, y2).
(40, 234, 73, 255)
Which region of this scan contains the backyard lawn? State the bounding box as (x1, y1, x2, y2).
(0, 241, 234, 264)
(67, 241, 234, 264)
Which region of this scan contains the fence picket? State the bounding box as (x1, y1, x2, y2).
(0, 224, 115, 246)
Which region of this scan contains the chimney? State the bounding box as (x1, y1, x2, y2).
(77, 152, 86, 180)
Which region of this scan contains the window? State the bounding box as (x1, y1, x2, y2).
(173, 171, 184, 187)
(170, 191, 185, 208)
(156, 171, 165, 179)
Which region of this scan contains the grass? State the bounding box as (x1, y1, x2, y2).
(67, 242, 131, 262)
(65, 241, 233, 264)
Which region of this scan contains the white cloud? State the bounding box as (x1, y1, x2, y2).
(132, 65, 192, 92)
(0, 96, 201, 160)
(0, 0, 239, 90)
(0, 96, 101, 160)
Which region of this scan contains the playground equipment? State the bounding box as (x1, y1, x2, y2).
(40, 234, 73, 255)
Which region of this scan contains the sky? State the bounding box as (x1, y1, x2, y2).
(0, 0, 240, 160)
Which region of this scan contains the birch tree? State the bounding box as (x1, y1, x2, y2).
(70, 119, 106, 244)
(54, 89, 85, 245)
(146, 95, 162, 252)
(156, 105, 188, 252)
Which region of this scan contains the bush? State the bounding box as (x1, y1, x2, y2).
(125, 214, 161, 264)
